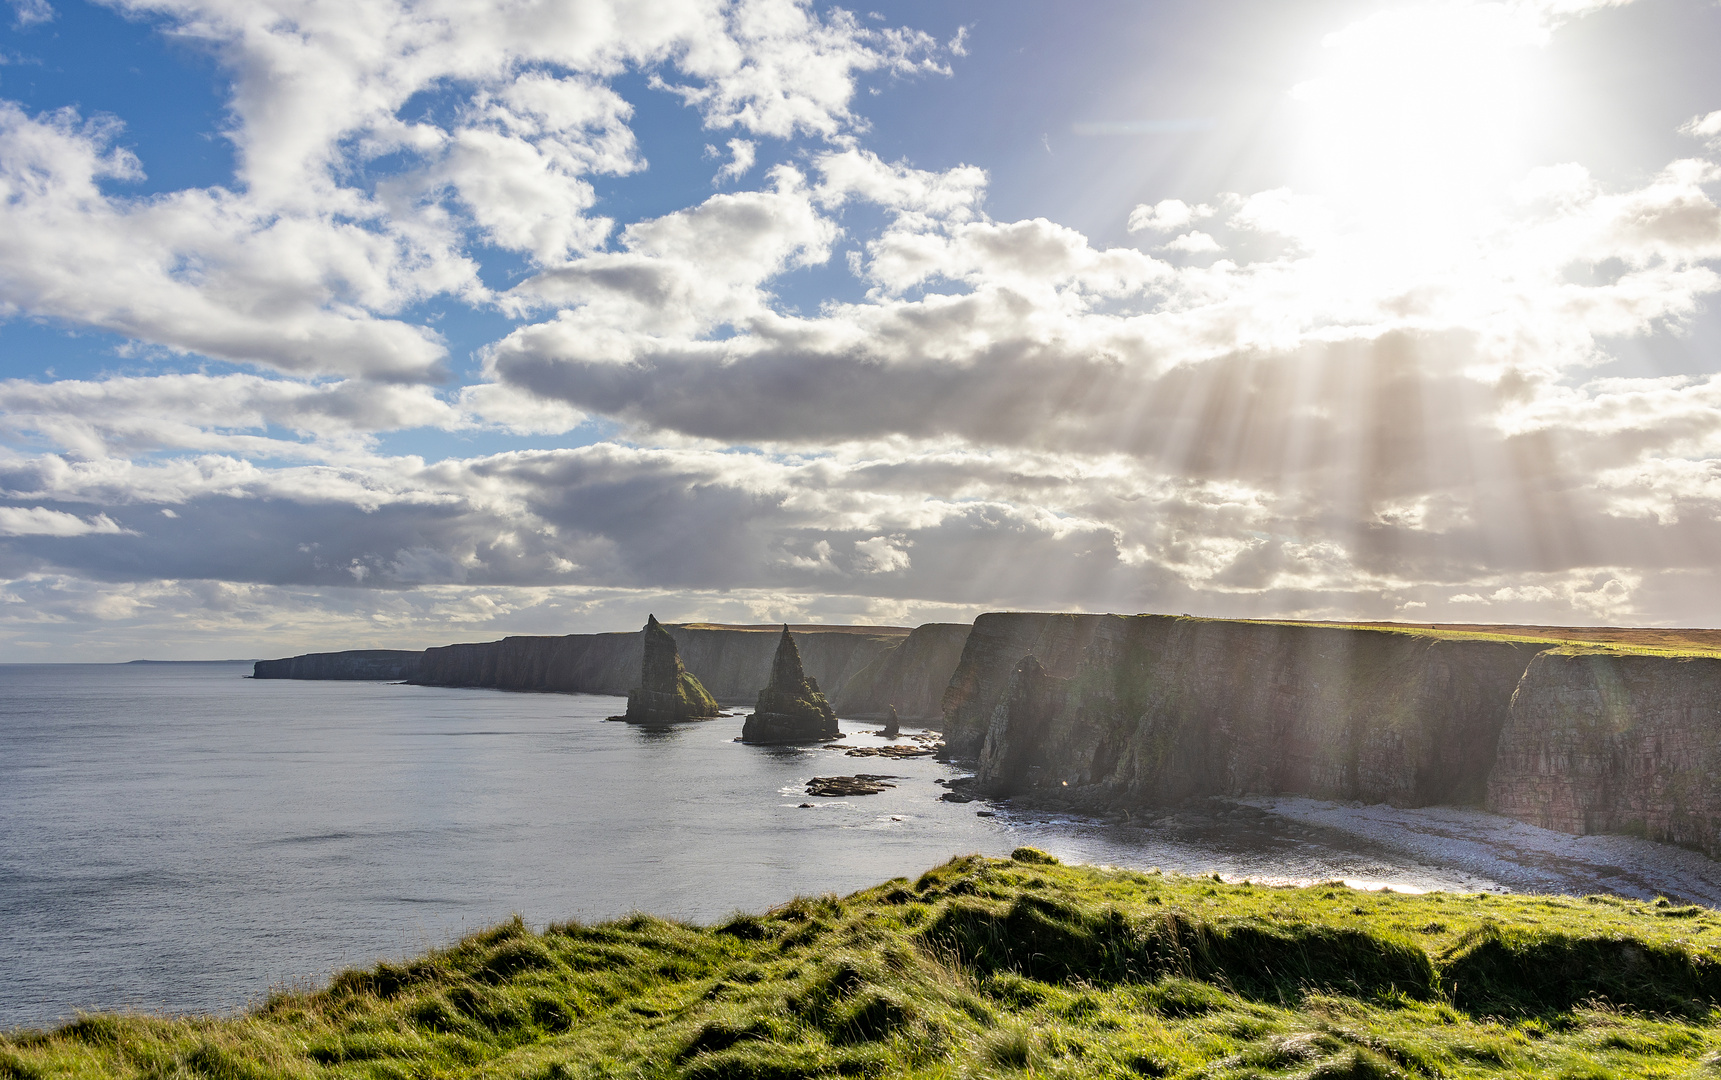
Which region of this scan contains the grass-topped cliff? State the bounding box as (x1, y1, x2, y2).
(1275, 619, 1721, 660)
(9, 852, 1721, 1079)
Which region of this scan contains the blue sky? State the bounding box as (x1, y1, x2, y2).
(3, 0, 1721, 659)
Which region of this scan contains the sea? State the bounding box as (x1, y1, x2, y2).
(7, 660, 1721, 1031)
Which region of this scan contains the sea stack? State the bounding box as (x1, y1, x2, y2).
(882, 704, 901, 738)
(622, 615, 720, 723)
(741, 626, 840, 743)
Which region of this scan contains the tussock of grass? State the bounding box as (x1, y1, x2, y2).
(9, 850, 1721, 1078)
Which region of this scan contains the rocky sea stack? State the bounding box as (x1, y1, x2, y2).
(741, 627, 839, 743)
(621, 616, 720, 724)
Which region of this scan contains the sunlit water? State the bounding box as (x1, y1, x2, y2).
(5, 662, 1720, 1030)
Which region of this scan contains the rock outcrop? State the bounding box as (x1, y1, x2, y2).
(621, 616, 720, 724)
(881, 704, 900, 738)
(741, 627, 840, 743)
(832, 622, 971, 720)
(1488, 648, 1721, 855)
(966, 614, 1551, 809)
(252, 650, 423, 681)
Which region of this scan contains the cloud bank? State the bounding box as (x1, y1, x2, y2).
(3, 0, 1721, 658)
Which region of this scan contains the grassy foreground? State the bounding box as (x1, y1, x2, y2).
(9, 852, 1721, 1079)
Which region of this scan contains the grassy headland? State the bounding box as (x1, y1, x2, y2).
(8, 850, 1721, 1079)
(1252, 618, 1721, 660)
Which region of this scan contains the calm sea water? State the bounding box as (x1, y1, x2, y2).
(5, 662, 1717, 1030)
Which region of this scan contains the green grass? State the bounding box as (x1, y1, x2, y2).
(1220, 616, 1721, 660)
(9, 851, 1721, 1078)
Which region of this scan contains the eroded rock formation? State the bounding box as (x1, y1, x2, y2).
(741, 627, 840, 743)
(882, 704, 901, 738)
(622, 616, 720, 724)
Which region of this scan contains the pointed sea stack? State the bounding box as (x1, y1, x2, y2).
(741, 626, 840, 744)
(882, 704, 901, 738)
(622, 615, 720, 723)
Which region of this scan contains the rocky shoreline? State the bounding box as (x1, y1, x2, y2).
(256, 611, 1721, 855)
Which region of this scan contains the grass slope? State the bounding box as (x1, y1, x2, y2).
(9, 851, 1721, 1079)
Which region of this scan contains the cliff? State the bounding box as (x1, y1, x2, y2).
(252, 650, 423, 681)
(940, 613, 1115, 757)
(671, 625, 903, 704)
(257, 624, 908, 704)
(966, 614, 1552, 809)
(1489, 648, 1721, 855)
(832, 622, 971, 720)
(413, 633, 637, 694)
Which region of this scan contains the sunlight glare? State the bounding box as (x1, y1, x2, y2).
(1291, 2, 1553, 251)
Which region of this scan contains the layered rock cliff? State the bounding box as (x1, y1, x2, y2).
(832, 622, 971, 720)
(252, 650, 423, 681)
(966, 614, 1552, 809)
(941, 613, 1115, 758)
(1488, 648, 1721, 854)
(257, 625, 907, 704)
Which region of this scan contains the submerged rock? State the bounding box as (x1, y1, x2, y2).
(620, 615, 720, 724)
(741, 627, 840, 743)
(806, 775, 899, 797)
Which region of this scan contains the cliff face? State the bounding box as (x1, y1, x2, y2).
(833, 622, 971, 720)
(253, 651, 423, 681)
(1489, 649, 1721, 855)
(940, 613, 1116, 757)
(969, 614, 1552, 809)
(382, 625, 906, 703)
(411, 633, 636, 694)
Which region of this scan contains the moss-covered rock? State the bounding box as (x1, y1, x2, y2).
(742, 627, 839, 743)
(623, 615, 721, 723)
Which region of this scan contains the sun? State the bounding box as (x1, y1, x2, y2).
(1290, 1, 1554, 247)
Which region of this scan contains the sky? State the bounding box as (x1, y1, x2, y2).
(3, 0, 1721, 660)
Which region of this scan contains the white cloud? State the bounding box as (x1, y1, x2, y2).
(1683, 109, 1721, 148)
(8, 0, 51, 26)
(1160, 230, 1221, 254)
(0, 0, 947, 382)
(0, 506, 131, 537)
(711, 138, 757, 185)
(1127, 198, 1212, 233)
(12, 0, 1721, 652)
(854, 534, 910, 573)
